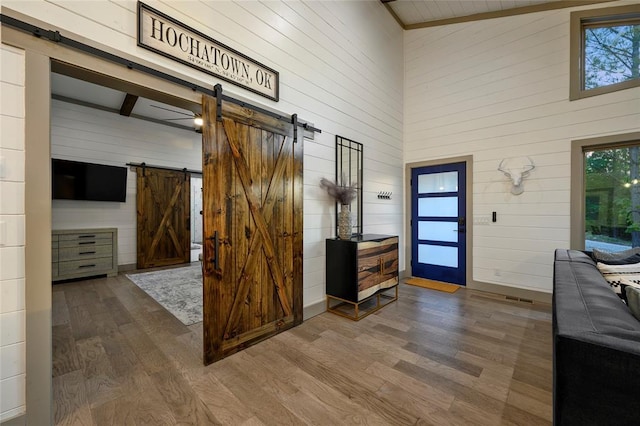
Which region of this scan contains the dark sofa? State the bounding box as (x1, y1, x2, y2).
(553, 249, 640, 425)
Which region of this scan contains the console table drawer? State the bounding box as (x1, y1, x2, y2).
(58, 232, 113, 242)
(58, 257, 114, 276)
(58, 236, 112, 248)
(59, 245, 113, 262)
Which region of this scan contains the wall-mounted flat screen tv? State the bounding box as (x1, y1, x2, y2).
(52, 159, 127, 202)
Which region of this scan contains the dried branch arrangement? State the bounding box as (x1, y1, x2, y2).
(320, 177, 358, 205)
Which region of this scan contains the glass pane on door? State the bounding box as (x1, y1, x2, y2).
(418, 244, 458, 268)
(418, 171, 458, 193)
(418, 197, 457, 217)
(418, 221, 458, 242)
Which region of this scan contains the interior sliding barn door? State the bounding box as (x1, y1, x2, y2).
(136, 167, 191, 269)
(201, 95, 303, 364)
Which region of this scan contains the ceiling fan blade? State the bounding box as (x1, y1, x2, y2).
(150, 104, 194, 117)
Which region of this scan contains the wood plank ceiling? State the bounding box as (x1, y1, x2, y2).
(381, 0, 615, 29)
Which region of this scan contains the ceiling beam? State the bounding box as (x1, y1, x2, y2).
(382, 1, 405, 30)
(119, 93, 138, 116)
(52, 94, 195, 132)
(386, 0, 616, 30)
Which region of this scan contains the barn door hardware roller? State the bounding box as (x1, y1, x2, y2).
(292, 114, 298, 143)
(214, 84, 223, 122)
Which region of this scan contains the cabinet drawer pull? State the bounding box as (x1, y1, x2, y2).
(78, 264, 96, 268)
(79, 235, 96, 238)
(79, 241, 96, 245)
(79, 251, 96, 255)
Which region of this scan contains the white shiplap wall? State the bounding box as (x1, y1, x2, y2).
(51, 99, 202, 266)
(0, 43, 26, 422)
(3, 0, 404, 307)
(404, 1, 640, 293)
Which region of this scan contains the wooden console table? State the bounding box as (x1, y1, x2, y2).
(326, 234, 399, 320)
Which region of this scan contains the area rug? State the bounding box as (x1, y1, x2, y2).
(126, 265, 202, 325)
(405, 277, 460, 293)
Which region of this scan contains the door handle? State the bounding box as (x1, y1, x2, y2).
(458, 217, 466, 234)
(208, 231, 220, 270)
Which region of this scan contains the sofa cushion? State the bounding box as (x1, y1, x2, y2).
(596, 261, 640, 300)
(592, 247, 640, 262)
(626, 286, 640, 321)
(597, 253, 640, 265)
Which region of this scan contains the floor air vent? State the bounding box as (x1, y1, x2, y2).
(505, 295, 534, 304)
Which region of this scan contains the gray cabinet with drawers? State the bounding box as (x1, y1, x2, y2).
(52, 228, 118, 281)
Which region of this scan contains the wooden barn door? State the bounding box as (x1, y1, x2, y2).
(201, 94, 303, 364)
(136, 167, 191, 269)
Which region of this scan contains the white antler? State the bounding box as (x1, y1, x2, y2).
(521, 156, 535, 178)
(498, 159, 511, 179)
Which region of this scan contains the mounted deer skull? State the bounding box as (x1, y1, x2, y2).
(498, 157, 535, 195)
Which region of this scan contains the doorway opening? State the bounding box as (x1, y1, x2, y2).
(190, 175, 203, 262)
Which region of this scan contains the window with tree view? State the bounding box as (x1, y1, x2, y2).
(585, 144, 640, 251)
(570, 5, 640, 99)
(584, 21, 640, 89)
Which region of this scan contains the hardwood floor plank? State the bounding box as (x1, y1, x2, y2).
(507, 389, 553, 422)
(500, 402, 552, 425)
(53, 370, 92, 426)
(52, 288, 70, 326)
(68, 304, 96, 341)
(98, 329, 140, 378)
(189, 371, 256, 425)
(150, 369, 220, 425)
(448, 398, 502, 426)
(90, 372, 177, 426)
(509, 378, 552, 405)
(102, 296, 133, 326)
(364, 361, 454, 410)
(76, 336, 122, 409)
(52, 323, 83, 377)
(393, 359, 506, 416)
(403, 341, 483, 377)
(214, 359, 306, 426)
(119, 322, 172, 375)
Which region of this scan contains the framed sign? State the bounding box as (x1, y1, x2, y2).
(137, 2, 279, 101)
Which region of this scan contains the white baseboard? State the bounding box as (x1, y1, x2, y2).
(303, 299, 325, 320)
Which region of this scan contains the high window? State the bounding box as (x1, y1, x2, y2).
(570, 4, 640, 100)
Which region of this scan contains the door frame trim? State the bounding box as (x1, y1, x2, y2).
(405, 156, 473, 286)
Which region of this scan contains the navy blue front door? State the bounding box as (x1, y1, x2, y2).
(411, 162, 466, 285)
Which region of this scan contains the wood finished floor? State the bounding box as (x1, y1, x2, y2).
(52, 273, 552, 425)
